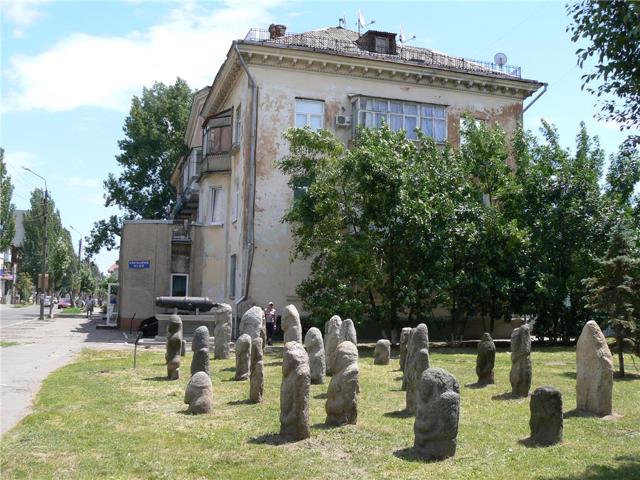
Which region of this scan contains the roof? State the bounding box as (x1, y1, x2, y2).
(243, 26, 525, 80)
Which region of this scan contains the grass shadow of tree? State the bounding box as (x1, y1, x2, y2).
(549, 455, 640, 479)
(383, 409, 413, 419)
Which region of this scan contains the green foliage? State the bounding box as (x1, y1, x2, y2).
(567, 0, 640, 147)
(15, 272, 33, 303)
(49, 228, 75, 292)
(86, 79, 192, 257)
(0, 148, 16, 252)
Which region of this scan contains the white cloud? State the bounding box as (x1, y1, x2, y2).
(2, 0, 49, 37)
(3, 151, 36, 171)
(3, 0, 282, 112)
(66, 176, 103, 189)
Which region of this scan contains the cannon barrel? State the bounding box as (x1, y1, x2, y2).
(155, 296, 218, 312)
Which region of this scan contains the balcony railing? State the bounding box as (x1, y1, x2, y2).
(200, 153, 231, 174)
(244, 28, 522, 79)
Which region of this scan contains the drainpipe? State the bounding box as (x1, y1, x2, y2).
(523, 83, 548, 114)
(233, 42, 257, 338)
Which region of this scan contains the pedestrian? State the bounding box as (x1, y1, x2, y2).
(264, 302, 276, 345)
(86, 296, 94, 318)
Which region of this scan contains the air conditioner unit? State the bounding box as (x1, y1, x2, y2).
(335, 114, 352, 127)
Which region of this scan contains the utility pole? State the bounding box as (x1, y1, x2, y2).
(23, 167, 48, 320)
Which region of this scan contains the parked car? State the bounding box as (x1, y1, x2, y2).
(58, 299, 72, 309)
(43, 296, 58, 307)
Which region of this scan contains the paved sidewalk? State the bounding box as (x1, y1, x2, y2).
(0, 312, 129, 436)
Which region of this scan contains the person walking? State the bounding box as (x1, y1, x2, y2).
(264, 302, 276, 345)
(86, 296, 94, 318)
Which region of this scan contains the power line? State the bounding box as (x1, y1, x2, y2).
(480, 3, 549, 53)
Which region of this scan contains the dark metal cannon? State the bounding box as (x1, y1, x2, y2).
(155, 296, 218, 312)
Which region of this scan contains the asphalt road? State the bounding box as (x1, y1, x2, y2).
(0, 304, 41, 327)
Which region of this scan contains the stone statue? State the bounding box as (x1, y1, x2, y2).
(405, 323, 430, 413)
(240, 306, 266, 347)
(324, 315, 342, 376)
(280, 342, 311, 441)
(401, 328, 416, 391)
(191, 325, 210, 376)
(282, 304, 303, 343)
(399, 327, 412, 372)
(338, 318, 357, 346)
(529, 386, 563, 446)
(325, 341, 360, 426)
(213, 303, 232, 359)
(304, 327, 326, 384)
(414, 367, 460, 461)
(165, 314, 183, 380)
(476, 332, 496, 385)
(250, 337, 264, 403)
(374, 339, 391, 365)
(510, 318, 532, 397)
(576, 320, 614, 416)
(184, 371, 213, 414)
(235, 334, 252, 381)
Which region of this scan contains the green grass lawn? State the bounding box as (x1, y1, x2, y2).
(0, 341, 18, 347)
(1, 346, 639, 479)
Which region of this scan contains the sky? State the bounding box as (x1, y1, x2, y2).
(1, 0, 631, 273)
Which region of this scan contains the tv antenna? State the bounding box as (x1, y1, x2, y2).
(494, 52, 507, 69)
(357, 9, 375, 36)
(338, 13, 347, 28)
(399, 24, 416, 46)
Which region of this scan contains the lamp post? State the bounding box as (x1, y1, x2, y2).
(22, 167, 48, 320)
(69, 225, 82, 307)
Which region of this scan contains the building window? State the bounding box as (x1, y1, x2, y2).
(356, 97, 447, 142)
(234, 104, 242, 147)
(375, 36, 390, 54)
(229, 254, 237, 299)
(170, 274, 188, 297)
(209, 186, 224, 224)
(203, 110, 232, 156)
(295, 98, 324, 131)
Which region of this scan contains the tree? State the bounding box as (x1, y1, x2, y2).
(15, 272, 33, 304)
(86, 78, 193, 257)
(49, 229, 75, 294)
(585, 220, 639, 377)
(567, 1, 640, 147)
(0, 148, 16, 252)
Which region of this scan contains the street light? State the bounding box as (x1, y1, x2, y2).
(22, 167, 49, 320)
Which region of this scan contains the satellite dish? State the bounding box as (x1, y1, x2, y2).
(494, 52, 507, 66)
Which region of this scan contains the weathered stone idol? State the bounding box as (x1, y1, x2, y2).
(304, 327, 326, 384)
(510, 318, 532, 397)
(240, 306, 266, 347)
(529, 386, 563, 446)
(214, 303, 232, 359)
(399, 327, 412, 372)
(324, 315, 342, 376)
(280, 342, 311, 441)
(405, 323, 430, 413)
(414, 367, 460, 461)
(191, 325, 210, 376)
(476, 332, 496, 385)
(576, 320, 614, 416)
(184, 371, 213, 414)
(338, 318, 357, 346)
(250, 337, 264, 403)
(374, 339, 391, 365)
(282, 304, 303, 344)
(326, 341, 360, 426)
(165, 314, 183, 380)
(235, 334, 252, 381)
(401, 328, 416, 390)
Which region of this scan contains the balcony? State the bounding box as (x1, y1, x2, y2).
(171, 224, 192, 244)
(200, 152, 231, 174)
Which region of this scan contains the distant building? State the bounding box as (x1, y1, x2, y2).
(118, 24, 544, 336)
(1, 210, 26, 303)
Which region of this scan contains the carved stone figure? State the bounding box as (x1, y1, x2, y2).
(576, 320, 614, 416)
(325, 341, 360, 426)
(405, 324, 430, 413)
(250, 337, 264, 403)
(510, 318, 532, 397)
(476, 332, 496, 385)
(191, 325, 210, 376)
(401, 328, 416, 391)
(165, 315, 183, 380)
(184, 371, 213, 414)
(304, 327, 326, 384)
(235, 334, 252, 381)
(280, 342, 311, 441)
(324, 315, 342, 376)
(374, 339, 391, 365)
(338, 318, 357, 346)
(529, 386, 563, 446)
(282, 304, 303, 343)
(399, 327, 412, 372)
(213, 303, 232, 359)
(414, 367, 460, 461)
(240, 306, 266, 347)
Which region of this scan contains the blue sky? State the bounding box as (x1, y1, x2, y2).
(1, 0, 630, 273)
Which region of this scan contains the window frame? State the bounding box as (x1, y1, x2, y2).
(295, 98, 325, 131)
(170, 273, 189, 297)
(208, 185, 224, 225)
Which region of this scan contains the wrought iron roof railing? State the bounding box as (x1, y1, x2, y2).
(244, 28, 521, 79)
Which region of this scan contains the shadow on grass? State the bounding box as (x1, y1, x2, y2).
(517, 437, 560, 448)
(220, 367, 236, 372)
(265, 361, 282, 367)
(549, 455, 640, 479)
(465, 382, 494, 389)
(393, 447, 429, 463)
(143, 376, 171, 382)
(563, 409, 622, 420)
(383, 409, 413, 419)
(311, 422, 333, 430)
(227, 399, 252, 406)
(560, 371, 577, 379)
(248, 433, 296, 445)
(314, 392, 328, 399)
(224, 376, 247, 382)
(395, 375, 403, 381)
(491, 391, 521, 401)
(614, 372, 640, 381)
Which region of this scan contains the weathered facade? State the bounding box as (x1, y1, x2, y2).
(118, 25, 544, 335)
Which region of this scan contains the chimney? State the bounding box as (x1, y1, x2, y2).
(268, 24, 287, 39)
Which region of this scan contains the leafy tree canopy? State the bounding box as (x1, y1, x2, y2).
(0, 148, 16, 251)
